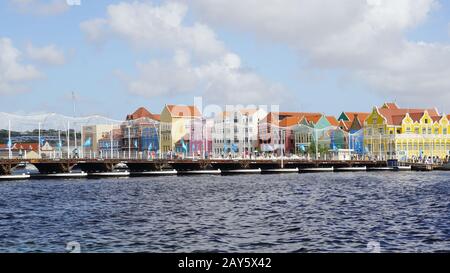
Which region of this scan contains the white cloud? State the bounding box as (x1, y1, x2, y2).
(26, 43, 65, 65)
(128, 51, 285, 105)
(0, 38, 42, 94)
(10, 0, 70, 16)
(81, 1, 287, 105)
(191, 0, 450, 108)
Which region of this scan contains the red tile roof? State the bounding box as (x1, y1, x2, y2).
(382, 102, 399, 110)
(126, 107, 160, 121)
(262, 112, 321, 126)
(342, 112, 370, 123)
(167, 105, 201, 117)
(378, 108, 441, 126)
(326, 116, 339, 126)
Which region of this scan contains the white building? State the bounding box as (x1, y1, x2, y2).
(212, 108, 267, 157)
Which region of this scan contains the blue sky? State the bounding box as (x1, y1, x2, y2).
(1, 0, 450, 119)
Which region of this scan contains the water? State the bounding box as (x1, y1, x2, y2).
(0, 172, 449, 253)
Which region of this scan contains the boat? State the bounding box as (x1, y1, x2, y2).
(87, 171, 130, 178)
(130, 170, 178, 176)
(300, 167, 334, 173)
(395, 166, 412, 171)
(0, 173, 31, 181)
(177, 169, 221, 175)
(261, 168, 299, 174)
(367, 166, 395, 171)
(334, 166, 367, 172)
(220, 168, 262, 175)
(30, 172, 88, 179)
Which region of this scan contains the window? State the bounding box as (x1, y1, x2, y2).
(424, 119, 428, 124)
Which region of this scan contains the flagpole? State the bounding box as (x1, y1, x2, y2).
(8, 119, 12, 159)
(67, 121, 70, 159)
(110, 124, 114, 159)
(58, 130, 62, 158)
(80, 125, 84, 158)
(128, 124, 131, 159)
(38, 122, 41, 158)
(74, 123, 77, 158)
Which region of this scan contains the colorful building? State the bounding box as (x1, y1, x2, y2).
(159, 104, 202, 154)
(293, 114, 336, 156)
(212, 108, 267, 156)
(258, 112, 321, 155)
(363, 102, 449, 161)
(337, 112, 369, 154)
(121, 107, 159, 158)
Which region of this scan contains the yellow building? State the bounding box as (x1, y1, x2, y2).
(364, 103, 450, 161)
(159, 104, 202, 153)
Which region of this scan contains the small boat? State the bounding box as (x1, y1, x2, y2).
(367, 167, 394, 171)
(334, 166, 367, 172)
(261, 168, 299, 174)
(221, 168, 262, 175)
(0, 173, 31, 181)
(30, 172, 88, 179)
(130, 170, 178, 176)
(300, 167, 334, 173)
(177, 169, 221, 175)
(395, 166, 412, 171)
(87, 171, 130, 178)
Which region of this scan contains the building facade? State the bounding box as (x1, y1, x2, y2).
(121, 107, 159, 159)
(363, 103, 449, 161)
(159, 105, 202, 155)
(212, 108, 267, 156)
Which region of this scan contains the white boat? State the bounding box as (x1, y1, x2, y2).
(131, 170, 178, 176)
(221, 168, 262, 174)
(368, 167, 394, 171)
(335, 166, 367, 172)
(300, 167, 334, 173)
(31, 172, 88, 179)
(0, 173, 31, 180)
(88, 171, 130, 177)
(261, 168, 299, 174)
(177, 169, 221, 175)
(396, 166, 412, 171)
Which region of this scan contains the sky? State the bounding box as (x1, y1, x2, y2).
(1, 0, 450, 119)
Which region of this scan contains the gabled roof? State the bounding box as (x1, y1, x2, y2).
(166, 105, 201, 117)
(126, 107, 160, 121)
(262, 112, 321, 127)
(340, 112, 370, 123)
(382, 102, 399, 110)
(378, 108, 441, 126)
(326, 116, 339, 126)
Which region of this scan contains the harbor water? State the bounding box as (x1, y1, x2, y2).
(0, 172, 449, 252)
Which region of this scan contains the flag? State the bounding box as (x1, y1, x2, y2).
(105, 142, 110, 149)
(300, 144, 305, 152)
(231, 143, 238, 152)
(7, 139, 12, 148)
(148, 142, 152, 151)
(192, 144, 196, 151)
(332, 144, 337, 151)
(39, 137, 45, 146)
(83, 137, 92, 147)
(133, 139, 138, 148)
(57, 141, 62, 149)
(181, 139, 187, 152)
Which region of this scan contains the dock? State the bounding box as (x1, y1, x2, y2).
(0, 158, 447, 180)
